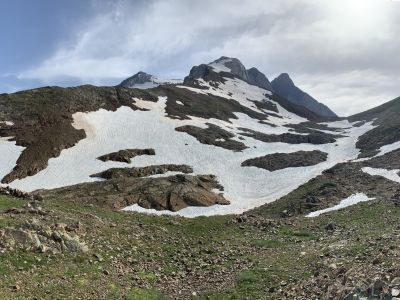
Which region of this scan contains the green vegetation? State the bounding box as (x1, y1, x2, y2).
(0, 194, 399, 299)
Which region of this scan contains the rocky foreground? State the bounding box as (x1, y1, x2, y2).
(0, 187, 399, 299)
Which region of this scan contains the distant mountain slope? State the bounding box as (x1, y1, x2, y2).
(349, 96, 400, 157)
(184, 57, 328, 121)
(271, 73, 337, 118)
(119, 71, 181, 89)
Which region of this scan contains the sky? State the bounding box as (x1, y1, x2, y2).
(1, 0, 399, 116)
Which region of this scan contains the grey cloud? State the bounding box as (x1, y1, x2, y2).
(17, 0, 400, 116)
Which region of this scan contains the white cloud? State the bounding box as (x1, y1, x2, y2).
(18, 0, 400, 115)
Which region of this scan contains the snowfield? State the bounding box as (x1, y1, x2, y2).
(2, 78, 378, 217)
(306, 193, 375, 218)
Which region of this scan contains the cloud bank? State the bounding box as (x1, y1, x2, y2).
(18, 0, 400, 116)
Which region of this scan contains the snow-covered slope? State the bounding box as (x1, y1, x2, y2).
(0, 56, 397, 218)
(1, 71, 375, 217)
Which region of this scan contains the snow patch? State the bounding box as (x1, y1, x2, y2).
(306, 193, 375, 218)
(209, 58, 232, 73)
(0, 137, 25, 185)
(0, 121, 14, 126)
(377, 141, 400, 157)
(362, 167, 400, 183)
(353, 140, 400, 163)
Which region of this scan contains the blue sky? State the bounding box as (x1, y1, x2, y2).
(1, 0, 399, 116)
(0, 1, 95, 88)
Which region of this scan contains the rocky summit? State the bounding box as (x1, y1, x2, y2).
(0, 56, 399, 299)
(271, 73, 338, 118)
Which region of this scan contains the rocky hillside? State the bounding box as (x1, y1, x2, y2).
(0, 57, 370, 217)
(0, 56, 399, 299)
(271, 73, 338, 118)
(0, 57, 398, 218)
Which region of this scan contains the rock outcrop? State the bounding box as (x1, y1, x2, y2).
(97, 148, 155, 163)
(39, 173, 229, 212)
(239, 128, 337, 145)
(90, 164, 193, 179)
(242, 150, 328, 171)
(176, 124, 248, 151)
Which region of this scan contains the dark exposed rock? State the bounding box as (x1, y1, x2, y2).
(176, 124, 248, 151)
(90, 164, 193, 179)
(238, 128, 337, 145)
(0, 186, 34, 200)
(0, 85, 158, 184)
(360, 149, 400, 170)
(356, 125, 400, 158)
(184, 57, 274, 91)
(183, 64, 229, 87)
(39, 174, 229, 212)
(242, 150, 328, 171)
(285, 122, 345, 134)
(324, 221, 336, 231)
(271, 73, 338, 118)
(247, 67, 273, 91)
(155, 85, 268, 122)
(252, 99, 279, 113)
(118, 71, 155, 87)
(97, 148, 155, 163)
(349, 96, 400, 158)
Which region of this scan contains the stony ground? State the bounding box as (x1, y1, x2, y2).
(0, 192, 399, 300)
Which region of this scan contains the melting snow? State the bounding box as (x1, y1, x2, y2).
(3, 77, 377, 217)
(7, 95, 375, 217)
(376, 141, 400, 157)
(362, 167, 400, 183)
(306, 193, 375, 218)
(0, 137, 24, 184)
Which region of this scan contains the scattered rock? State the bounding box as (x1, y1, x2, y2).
(0, 219, 88, 253)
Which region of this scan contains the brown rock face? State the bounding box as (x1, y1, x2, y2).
(97, 149, 155, 163)
(39, 173, 229, 212)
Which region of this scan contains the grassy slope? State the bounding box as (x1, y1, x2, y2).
(0, 194, 399, 299)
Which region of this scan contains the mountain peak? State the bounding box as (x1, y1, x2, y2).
(275, 73, 293, 84)
(247, 67, 273, 91)
(119, 71, 156, 88)
(208, 57, 249, 81)
(119, 72, 181, 89)
(184, 56, 273, 91)
(272, 73, 337, 118)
